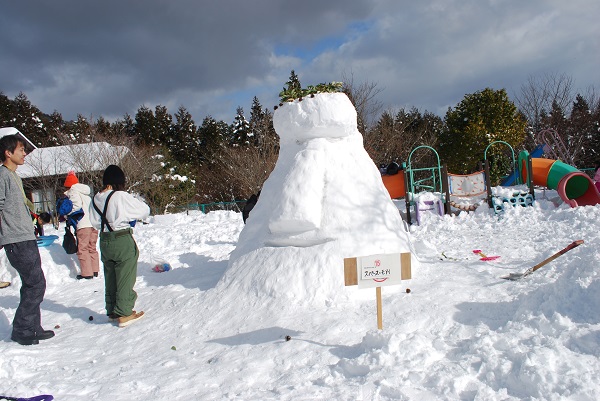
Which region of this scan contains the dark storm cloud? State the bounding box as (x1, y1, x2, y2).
(1, 0, 374, 120)
(1, 0, 598, 124)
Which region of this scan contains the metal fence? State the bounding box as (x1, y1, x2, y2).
(156, 200, 247, 215)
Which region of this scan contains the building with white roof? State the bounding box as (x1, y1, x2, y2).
(1, 126, 129, 212)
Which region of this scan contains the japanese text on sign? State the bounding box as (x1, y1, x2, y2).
(357, 253, 403, 289)
(362, 266, 391, 280)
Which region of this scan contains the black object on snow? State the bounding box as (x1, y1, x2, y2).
(242, 191, 261, 224)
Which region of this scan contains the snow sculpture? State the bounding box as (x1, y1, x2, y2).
(219, 92, 415, 304)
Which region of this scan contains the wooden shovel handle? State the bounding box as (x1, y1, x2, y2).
(530, 240, 584, 273)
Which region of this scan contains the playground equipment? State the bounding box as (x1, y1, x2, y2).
(536, 128, 574, 166)
(519, 151, 600, 207)
(381, 163, 406, 199)
(414, 199, 444, 224)
(446, 170, 487, 211)
(500, 143, 549, 186)
(403, 146, 449, 225)
(392, 138, 598, 225)
(483, 141, 535, 214)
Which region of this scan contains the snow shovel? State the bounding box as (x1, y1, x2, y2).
(501, 240, 584, 280)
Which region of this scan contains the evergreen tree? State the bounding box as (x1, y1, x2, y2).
(541, 100, 569, 134)
(0, 92, 12, 127)
(402, 108, 443, 167)
(568, 94, 597, 167)
(231, 106, 251, 146)
(590, 102, 600, 166)
(366, 107, 442, 167)
(249, 97, 265, 146)
(62, 114, 91, 143)
(197, 115, 227, 163)
(93, 116, 112, 139)
(249, 96, 276, 150)
(134, 105, 156, 146)
(9, 92, 47, 146)
(439, 88, 526, 180)
(41, 111, 64, 146)
(112, 113, 136, 138)
(170, 106, 198, 164)
(154, 105, 173, 145)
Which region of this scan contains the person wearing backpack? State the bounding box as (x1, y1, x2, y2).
(63, 171, 99, 280)
(89, 165, 150, 328)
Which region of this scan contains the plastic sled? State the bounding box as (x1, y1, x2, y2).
(37, 235, 59, 247)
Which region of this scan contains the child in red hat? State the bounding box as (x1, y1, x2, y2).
(63, 171, 100, 280)
(63, 171, 79, 188)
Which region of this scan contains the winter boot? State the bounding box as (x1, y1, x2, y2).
(118, 310, 145, 328)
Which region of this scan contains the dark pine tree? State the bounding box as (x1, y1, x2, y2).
(9, 92, 47, 147)
(0, 92, 12, 127)
(231, 107, 251, 147)
(197, 115, 227, 164)
(569, 94, 596, 167)
(93, 116, 112, 140)
(134, 105, 156, 146)
(112, 113, 136, 139)
(170, 106, 198, 164)
(249, 96, 276, 149)
(62, 114, 91, 143)
(154, 105, 173, 146)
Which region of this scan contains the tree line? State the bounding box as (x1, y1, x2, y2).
(1, 71, 598, 213)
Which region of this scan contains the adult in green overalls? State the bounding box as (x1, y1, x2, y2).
(89, 165, 150, 328)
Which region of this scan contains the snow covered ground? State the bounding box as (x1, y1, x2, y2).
(1, 189, 598, 401)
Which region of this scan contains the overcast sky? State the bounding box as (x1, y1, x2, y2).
(1, 0, 598, 125)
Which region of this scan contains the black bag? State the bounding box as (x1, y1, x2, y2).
(386, 162, 400, 175)
(62, 226, 78, 254)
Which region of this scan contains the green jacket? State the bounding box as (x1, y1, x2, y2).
(0, 165, 36, 246)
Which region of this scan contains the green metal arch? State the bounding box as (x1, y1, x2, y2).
(484, 141, 520, 185)
(406, 145, 444, 195)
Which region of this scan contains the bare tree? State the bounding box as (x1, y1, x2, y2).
(198, 132, 279, 203)
(341, 71, 384, 135)
(581, 85, 600, 117)
(514, 72, 575, 133)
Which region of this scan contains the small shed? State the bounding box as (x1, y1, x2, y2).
(18, 141, 129, 213)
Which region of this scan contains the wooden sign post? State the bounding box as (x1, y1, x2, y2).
(344, 253, 412, 330)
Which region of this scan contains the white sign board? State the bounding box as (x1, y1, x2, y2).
(357, 253, 403, 289)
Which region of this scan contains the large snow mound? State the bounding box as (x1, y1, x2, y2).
(219, 93, 415, 305)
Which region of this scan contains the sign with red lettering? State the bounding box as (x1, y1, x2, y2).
(357, 253, 403, 289)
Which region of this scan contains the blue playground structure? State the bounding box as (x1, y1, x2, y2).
(483, 141, 535, 214)
(499, 143, 548, 186)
